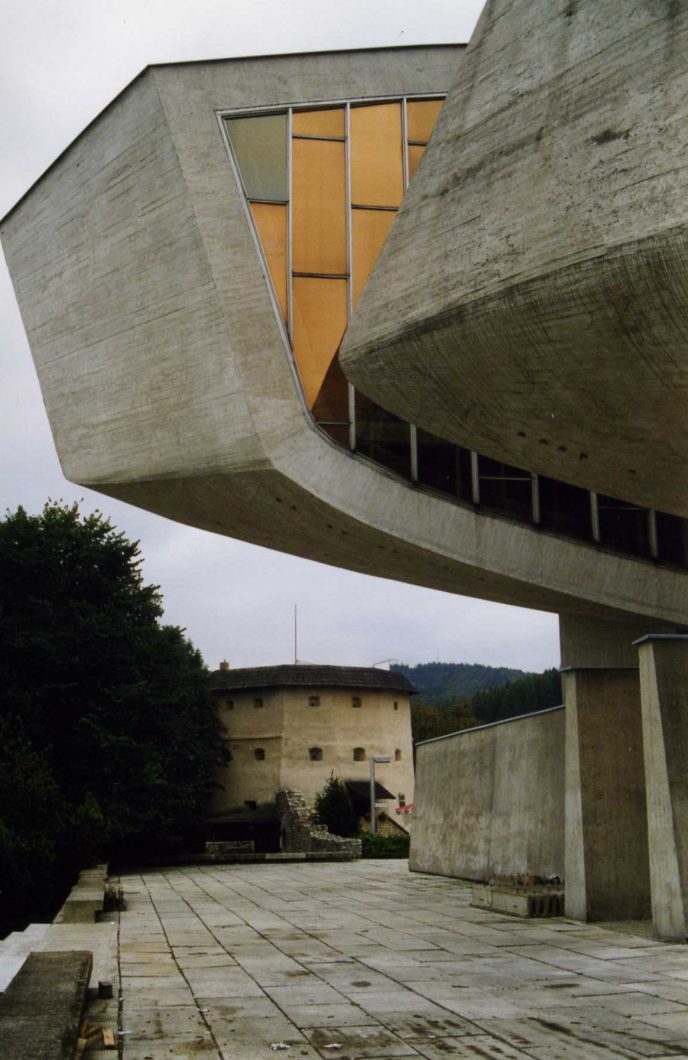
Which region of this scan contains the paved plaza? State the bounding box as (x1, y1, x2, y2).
(117, 860, 688, 1059)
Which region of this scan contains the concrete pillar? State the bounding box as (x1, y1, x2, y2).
(561, 614, 653, 922)
(636, 635, 688, 941)
(563, 668, 650, 921)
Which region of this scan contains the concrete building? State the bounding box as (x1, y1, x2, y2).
(3, 11, 688, 937)
(208, 663, 415, 830)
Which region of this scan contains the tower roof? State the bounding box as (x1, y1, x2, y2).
(208, 663, 415, 695)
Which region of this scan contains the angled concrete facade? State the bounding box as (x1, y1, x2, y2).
(2, 48, 686, 627)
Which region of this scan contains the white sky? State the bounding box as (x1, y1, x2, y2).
(0, 0, 560, 673)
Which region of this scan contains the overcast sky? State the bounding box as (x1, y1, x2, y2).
(0, 0, 560, 674)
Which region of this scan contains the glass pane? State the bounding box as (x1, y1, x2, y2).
(351, 103, 403, 208)
(356, 391, 411, 479)
(408, 144, 426, 181)
(312, 357, 349, 449)
(225, 113, 287, 201)
(539, 476, 592, 541)
(250, 202, 287, 319)
(292, 107, 345, 138)
(407, 99, 443, 143)
(598, 495, 650, 557)
(292, 277, 348, 407)
(292, 137, 347, 275)
(656, 512, 688, 567)
(417, 429, 472, 501)
(478, 455, 533, 522)
(351, 208, 396, 307)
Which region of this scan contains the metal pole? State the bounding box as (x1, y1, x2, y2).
(369, 758, 376, 837)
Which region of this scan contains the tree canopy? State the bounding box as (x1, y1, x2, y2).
(314, 773, 359, 837)
(0, 502, 221, 935)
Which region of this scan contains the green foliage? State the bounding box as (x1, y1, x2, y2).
(360, 831, 410, 858)
(392, 661, 526, 707)
(314, 773, 360, 837)
(411, 699, 478, 744)
(409, 669, 563, 747)
(0, 502, 222, 933)
(0, 715, 69, 935)
(470, 668, 562, 724)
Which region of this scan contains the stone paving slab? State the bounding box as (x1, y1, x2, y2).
(115, 861, 688, 1059)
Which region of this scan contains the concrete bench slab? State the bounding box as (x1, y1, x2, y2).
(0, 950, 92, 1059)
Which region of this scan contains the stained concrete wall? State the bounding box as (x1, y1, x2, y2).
(410, 707, 565, 881)
(564, 668, 650, 921)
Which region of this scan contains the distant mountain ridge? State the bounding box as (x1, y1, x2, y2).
(391, 661, 527, 707)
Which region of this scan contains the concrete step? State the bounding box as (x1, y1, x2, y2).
(0, 950, 92, 1059)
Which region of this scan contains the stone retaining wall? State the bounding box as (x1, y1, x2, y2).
(276, 790, 361, 857)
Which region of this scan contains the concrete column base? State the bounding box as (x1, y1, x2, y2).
(563, 668, 651, 922)
(637, 635, 688, 941)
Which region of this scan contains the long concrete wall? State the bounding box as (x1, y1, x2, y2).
(410, 707, 565, 881)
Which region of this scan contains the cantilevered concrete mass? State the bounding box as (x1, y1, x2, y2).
(2, 46, 687, 629)
(341, 0, 688, 519)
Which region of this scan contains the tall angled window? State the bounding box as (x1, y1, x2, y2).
(224, 97, 444, 452)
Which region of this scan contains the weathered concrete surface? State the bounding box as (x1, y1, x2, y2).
(0, 950, 92, 1060)
(53, 864, 107, 923)
(3, 50, 688, 625)
(638, 635, 688, 941)
(563, 668, 651, 923)
(114, 860, 688, 1059)
(341, 2, 688, 519)
(0, 922, 116, 994)
(410, 708, 565, 881)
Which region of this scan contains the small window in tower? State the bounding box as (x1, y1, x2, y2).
(309, 695, 320, 707)
(254, 697, 264, 708)
(394, 749, 402, 762)
(221, 747, 233, 764)
(393, 701, 398, 710)
(309, 747, 323, 761)
(353, 747, 366, 762)
(226, 699, 234, 710)
(399, 793, 406, 807)
(245, 800, 257, 811)
(352, 696, 362, 708)
(254, 748, 265, 761)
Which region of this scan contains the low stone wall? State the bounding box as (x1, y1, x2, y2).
(410, 707, 565, 881)
(53, 865, 108, 924)
(276, 790, 361, 857)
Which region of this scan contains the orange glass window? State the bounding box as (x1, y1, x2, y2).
(350, 103, 403, 208)
(292, 138, 347, 275)
(408, 144, 426, 182)
(407, 99, 443, 144)
(292, 107, 345, 138)
(351, 208, 396, 307)
(250, 202, 287, 318)
(292, 277, 348, 408)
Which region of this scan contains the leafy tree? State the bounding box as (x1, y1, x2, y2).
(411, 699, 478, 744)
(392, 661, 526, 707)
(0, 715, 68, 936)
(0, 501, 222, 929)
(314, 773, 360, 837)
(471, 668, 562, 724)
